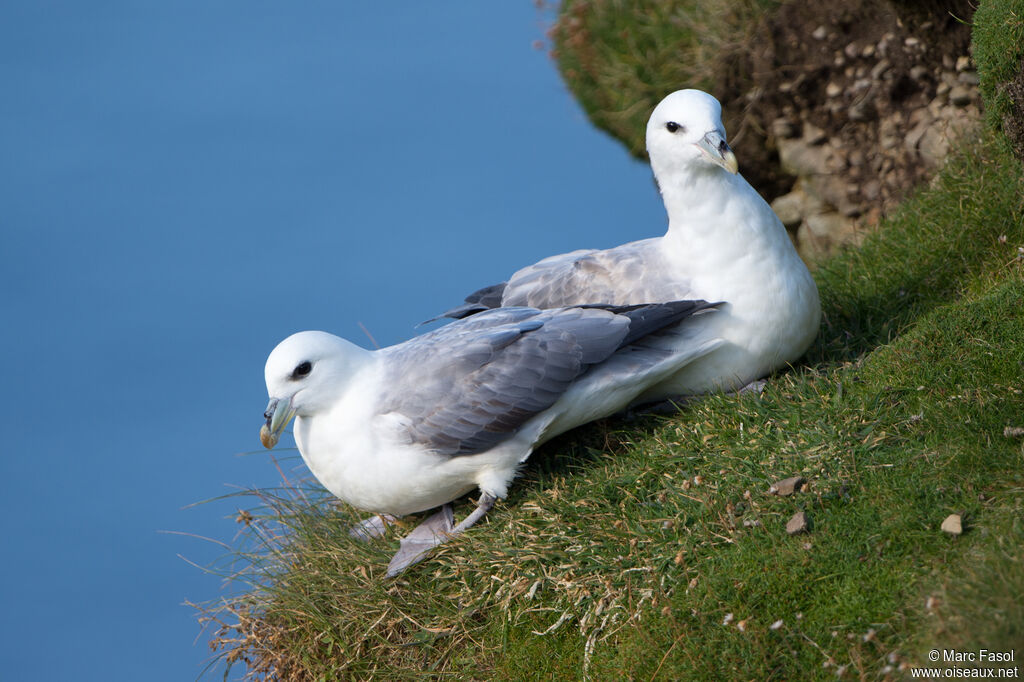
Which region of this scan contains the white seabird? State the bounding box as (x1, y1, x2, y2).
(260, 301, 719, 576)
(437, 89, 821, 402)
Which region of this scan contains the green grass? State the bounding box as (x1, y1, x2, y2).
(194, 4, 1024, 678)
(912, 495, 1024, 670)
(972, 0, 1024, 159)
(551, 0, 776, 159)
(809, 133, 1024, 365)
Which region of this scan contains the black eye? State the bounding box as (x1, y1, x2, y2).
(665, 121, 684, 134)
(291, 361, 312, 379)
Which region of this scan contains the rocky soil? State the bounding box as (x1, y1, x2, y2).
(721, 0, 981, 261)
(769, 45, 981, 260)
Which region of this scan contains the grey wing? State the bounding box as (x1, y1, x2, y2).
(503, 239, 691, 308)
(428, 282, 508, 323)
(378, 307, 632, 457)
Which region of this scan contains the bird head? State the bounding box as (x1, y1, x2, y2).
(645, 89, 739, 178)
(260, 330, 365, 449)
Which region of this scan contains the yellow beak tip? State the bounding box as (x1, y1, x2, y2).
(260, 423, 280, 449)
(724, 152, 739, 174)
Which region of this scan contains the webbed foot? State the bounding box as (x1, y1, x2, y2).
(386, 505, 454, 577)
(385, 493, 497, 577)
(349, 514, 398, 542)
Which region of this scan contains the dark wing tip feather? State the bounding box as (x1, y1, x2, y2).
(425, 282, 508, 324)
(615, 300, 720, 346)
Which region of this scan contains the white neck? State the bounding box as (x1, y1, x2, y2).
(652, 163, 800, 280)
(668, 167, 729, 219)
(656, 163, 748, 235)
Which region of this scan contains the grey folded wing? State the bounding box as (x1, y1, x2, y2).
(380, 307, 632, 457)
(432, 239, 689, 322)
(380, 302, 715, 458)
(502, 239, 689, 309)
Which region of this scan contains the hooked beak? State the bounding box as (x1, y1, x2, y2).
(259, 396, 296, 449)
(696, 131, 739, 174)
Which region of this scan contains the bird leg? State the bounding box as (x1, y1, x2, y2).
(451, 492, 496, 534)
(349, 513, 398, 542)
(385, 493, 496, 578)
(736, 379, 767, 396)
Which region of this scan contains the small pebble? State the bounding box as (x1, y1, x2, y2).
(803, 122, 827, 145)
(941, 513, 963, 535)
(787, 511, 810, 535)
(769, 476, 806, 496)
(949, 86, 972, 106)
(870, 59, 891, 80)
(772, 117, 797, 139)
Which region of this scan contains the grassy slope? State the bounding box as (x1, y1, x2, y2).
(472, 138, 1024, 681)
(972, 0, 1024, 158)
(552, 0, 775, 159)
(199, 4, 1024, 679)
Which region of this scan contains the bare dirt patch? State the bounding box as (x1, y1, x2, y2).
(717, 0, 980, 257)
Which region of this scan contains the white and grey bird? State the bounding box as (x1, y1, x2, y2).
(260, 301, 719, 576)
(436, 89, 821, 402)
